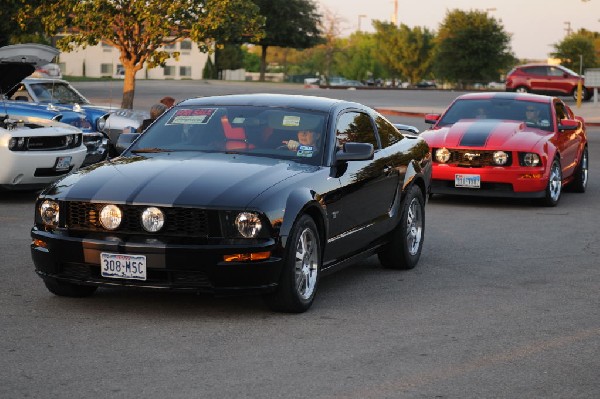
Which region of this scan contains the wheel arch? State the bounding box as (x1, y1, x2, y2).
(278, 188, 328, 251)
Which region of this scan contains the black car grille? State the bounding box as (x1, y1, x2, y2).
(447, 150, 513, 167)
(61, 263, 212, 288)
(66, 202, 221, 238)
(27, 134, 82, 151)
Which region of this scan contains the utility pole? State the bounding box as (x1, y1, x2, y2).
(564, 21, 572, 36)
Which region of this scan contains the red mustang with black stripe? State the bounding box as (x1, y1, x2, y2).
(420, 92, 588, 206)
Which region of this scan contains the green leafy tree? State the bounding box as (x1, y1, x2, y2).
(252, 0, 323, 81)
(242, 45, 261, 72)
(0, 0, 48, 46)
(373, 21, 435, 84)
(333, 32, 385, 81)
(433, 9, 514, 87)
(551, 30, 598, 72)
(18, 0, 265, 109)
(215, 43, 245, 76)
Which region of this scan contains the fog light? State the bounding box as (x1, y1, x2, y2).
(435, 147, 451, 163)
(493, 151, 508, 165)
(99, 204, 122, 230)
(141, 207, 164, 232)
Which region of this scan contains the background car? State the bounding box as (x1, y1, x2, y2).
(505, 64, 591, 101)
(8, 77, 148, 152)
(31, 94, 431, 313)
(421, 92, 588, 206)
(31, 62, 62, 79)
(1, 43, 87, 190)
(415, 80, 437, 89)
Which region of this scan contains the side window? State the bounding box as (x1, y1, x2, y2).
(527, 66, 547, 76)
(13, 84, 32, 101)
(548, 66, 564, 77)
(375, 114, 403, 148)
(335, 112, 378, 149)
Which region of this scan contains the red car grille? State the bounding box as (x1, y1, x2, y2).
(447, 150, 513, 167)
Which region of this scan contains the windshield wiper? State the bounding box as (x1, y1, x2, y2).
(130, 147, 170, 153)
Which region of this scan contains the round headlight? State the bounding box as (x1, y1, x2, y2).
(523, 153, 540, 166)
(141, 207, 164, 232)
(493, 151, 508, 165)
(435, 147, 451, 163)
(97, 116, 107, 132)
(40, 200, 60, 227)
(99, 204, 122, 230)
(235, 212, 262, 238)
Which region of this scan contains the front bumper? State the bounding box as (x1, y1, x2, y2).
(0, 146, 87, 190)
(31, 228, 283, 294)
(431, 164, 548, 198)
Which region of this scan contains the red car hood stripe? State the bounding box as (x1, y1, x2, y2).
(459, 120, 501, 147)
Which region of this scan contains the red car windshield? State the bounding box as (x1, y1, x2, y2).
(437, 99, 554, 132)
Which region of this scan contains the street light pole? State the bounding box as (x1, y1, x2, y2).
(357, 14, 367, 32)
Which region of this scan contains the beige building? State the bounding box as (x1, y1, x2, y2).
(58, 40, 210, 80)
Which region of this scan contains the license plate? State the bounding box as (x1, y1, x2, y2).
(455, 174, 481, 188)
(100, 252, 147, 281)
(54, 156, 72, 171)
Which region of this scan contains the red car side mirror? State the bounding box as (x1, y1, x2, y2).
(425, 114, 440, 124)
(558, 119, 580, 131)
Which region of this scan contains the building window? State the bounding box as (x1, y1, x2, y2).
(163, 66, 175, 77)
(180, 40, 192, 50)
(101, 42, 112, 52)
(100, 63, 113, 75)
(180, 66, 192, 78)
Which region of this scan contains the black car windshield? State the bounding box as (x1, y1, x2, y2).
(437, 99, 554, 132)
(29, 82, 89, 104)
(127, 105, 328, 165)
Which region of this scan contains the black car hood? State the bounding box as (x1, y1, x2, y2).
(0, 44, 59, 97)
(47, 153, 312, 208)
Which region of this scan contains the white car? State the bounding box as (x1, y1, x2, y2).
(1, 43, 87, 191)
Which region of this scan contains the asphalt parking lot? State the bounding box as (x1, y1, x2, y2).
(1, 82, 599, 398)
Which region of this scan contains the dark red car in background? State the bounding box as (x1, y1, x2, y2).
(505, 64, 591, 101)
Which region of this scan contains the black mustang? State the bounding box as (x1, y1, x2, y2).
(31, 94, 432, 312)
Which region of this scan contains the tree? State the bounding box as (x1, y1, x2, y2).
(0, 0, 48, 47)
(551, 30, 599, 72)
(19, 0, 265, 109)
(333, 32, 385, 81)
(373, 21, 435, 84)
(433, 9, 515, 87)
(252, 0, 323, 81)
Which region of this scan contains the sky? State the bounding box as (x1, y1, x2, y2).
(316, 0, 600, 61)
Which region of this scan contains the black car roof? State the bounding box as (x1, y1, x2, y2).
(179, 93, 358, 112)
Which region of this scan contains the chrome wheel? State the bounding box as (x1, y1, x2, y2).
(515, 86, 529, 93)
(294, 227, 319, 300)
(548, 160, 562, 202)
(405, 197, 423, 256)
(579, 150, 588, 189)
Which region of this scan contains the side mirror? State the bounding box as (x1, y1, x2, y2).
(336, 142, 374, 162)
(425, 113, 441, 124)
(557, 119, 580, 131)
(393, 123, 420, 135)
(115, 133, 138, 154)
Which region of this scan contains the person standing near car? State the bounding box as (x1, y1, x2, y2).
(137, 103, 168, 132)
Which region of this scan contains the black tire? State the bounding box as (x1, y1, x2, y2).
(515, 86, 529, 94)
(378, 185, 425, 270)
(264, 215, 321, 313)
(43, 278, 97, 297)
(570, 147, 588, 193)
(541, 157, 562, 207)
(572, 86, 591, 102)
